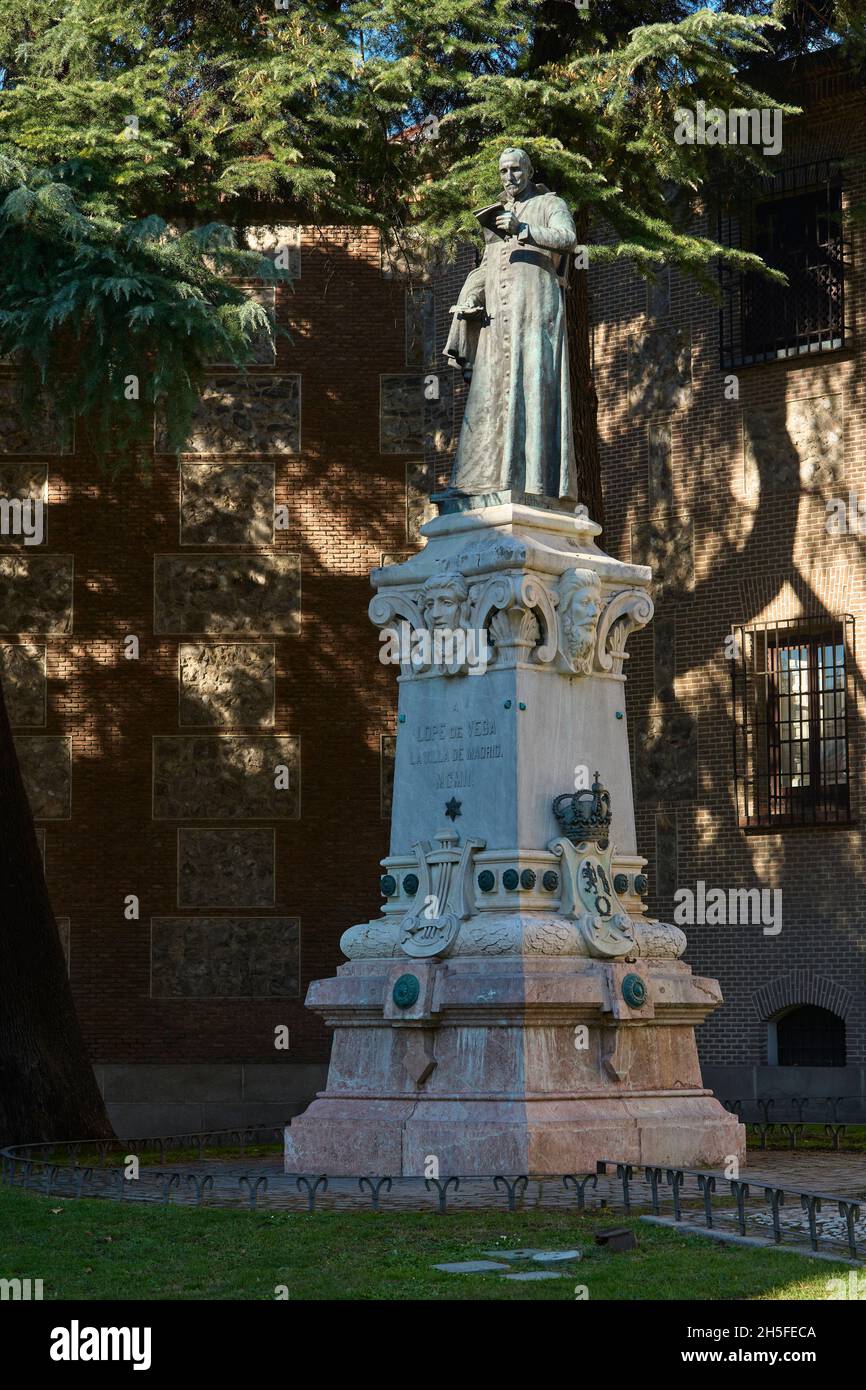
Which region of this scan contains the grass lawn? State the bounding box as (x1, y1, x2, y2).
(0, 1187, 851, 1301)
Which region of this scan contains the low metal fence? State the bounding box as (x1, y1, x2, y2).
(3, 1128, 862, 1259)
(597, 1160, 864, 1261)
(722, 1096, 866, 1150)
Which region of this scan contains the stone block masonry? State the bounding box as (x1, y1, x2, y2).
(152, 735, 300, 820)
(0, 642, 46, 724)
(177, 828, 275, 908)
(178, 643, 276, 727)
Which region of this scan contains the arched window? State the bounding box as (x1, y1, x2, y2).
(771, 1005, 846, 1067)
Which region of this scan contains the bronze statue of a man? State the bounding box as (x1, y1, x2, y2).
(444, 147, 579, 503)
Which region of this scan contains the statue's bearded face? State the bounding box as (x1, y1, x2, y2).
(566, 586, 600, 640)
(559, 569, 602, 664)
(499, 153, 532, 201)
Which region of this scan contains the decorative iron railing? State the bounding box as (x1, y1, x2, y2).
(3, 1125, 863, 1261)
(597, 1161, 863, 1260)
(721, 1095, 866, 1150)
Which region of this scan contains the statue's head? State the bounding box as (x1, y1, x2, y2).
(499, 147, 533, 201)
(419, 571, 470, 632)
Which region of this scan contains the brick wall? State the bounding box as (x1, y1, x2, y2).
(0, 225, 463, 1131)
(591, 72, 866, 1098)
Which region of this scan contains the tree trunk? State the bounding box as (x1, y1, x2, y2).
(567, 207, 604, 529)
(0, 676, 114, 1147)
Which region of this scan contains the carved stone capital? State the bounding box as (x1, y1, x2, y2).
(371, 553, 653, 683)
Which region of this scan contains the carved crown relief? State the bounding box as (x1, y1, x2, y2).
(369, 563, 653, 678)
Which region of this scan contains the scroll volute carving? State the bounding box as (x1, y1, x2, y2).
(469, 573, 558, 669)
(368, 588, 429, 675)
(370, 567, 650, 678)
(595, 588, 654, 677)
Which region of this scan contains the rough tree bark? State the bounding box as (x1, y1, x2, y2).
(526, 1, 605, 527)
(0, 675, 114, 1147)
(567, 207, 604, 529)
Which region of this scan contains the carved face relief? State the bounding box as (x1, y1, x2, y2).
(427, 592, 460, 630)
(558, 568, 602, 670)
(419, 572, 469, 632)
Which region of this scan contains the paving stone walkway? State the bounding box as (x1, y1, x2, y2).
(739, 1151, 866, 1197)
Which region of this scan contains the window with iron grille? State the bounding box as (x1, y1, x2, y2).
(774, 1006, 846, 1067)
(719, 160, 847, 369)
(732, 615, 854, 829)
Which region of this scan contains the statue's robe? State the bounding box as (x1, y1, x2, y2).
(444, 184, 578, 501)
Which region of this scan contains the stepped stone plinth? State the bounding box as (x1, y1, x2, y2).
(284, 501, 744, 1175)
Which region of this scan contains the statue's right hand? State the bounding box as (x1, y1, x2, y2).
(450, 301, 485, 317)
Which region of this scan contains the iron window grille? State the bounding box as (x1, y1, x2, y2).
(732, 615, 855, 829)
(719, 160, 847, 369)
(775, 1006, 846, 1067)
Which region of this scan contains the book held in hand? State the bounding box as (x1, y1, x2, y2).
(473, 202, 510, 239)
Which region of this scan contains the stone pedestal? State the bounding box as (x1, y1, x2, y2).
(285, 502, 744, 1175)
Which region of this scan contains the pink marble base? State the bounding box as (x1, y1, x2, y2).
(284, 957, 746, 1176)
(285, 1093, 743, 1175)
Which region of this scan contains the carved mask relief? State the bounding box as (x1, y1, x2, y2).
(557, 568, 602, 674)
